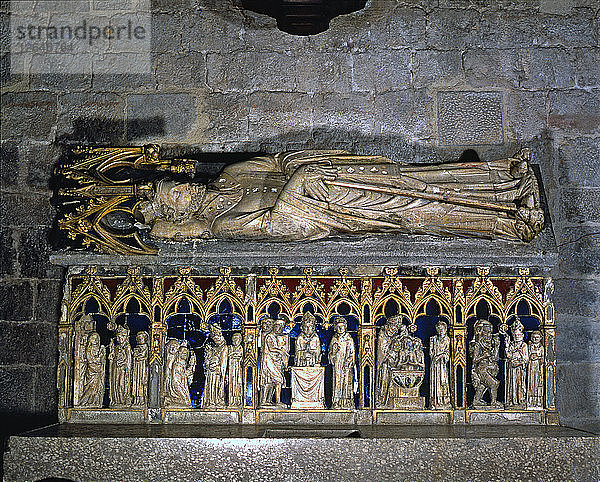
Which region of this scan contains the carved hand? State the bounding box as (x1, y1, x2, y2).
(282, 163, 338, 201)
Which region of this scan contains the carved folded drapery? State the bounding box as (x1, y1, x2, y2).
(55, 147, 545, 255)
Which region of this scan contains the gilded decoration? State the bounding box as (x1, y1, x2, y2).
(59, 266, 557, 424)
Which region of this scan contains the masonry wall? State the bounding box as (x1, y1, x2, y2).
(1, 0, 598, 430)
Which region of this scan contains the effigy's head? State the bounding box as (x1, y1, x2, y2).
(232, 332, 242, 346)
(140, 179, 207, 224)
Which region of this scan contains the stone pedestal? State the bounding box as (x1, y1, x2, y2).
(390, 368, 425, 409)
(4, 424, 598, 481)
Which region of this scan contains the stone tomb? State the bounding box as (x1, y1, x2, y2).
(5, 233, 600, 479)
(5, 146, 600, 480)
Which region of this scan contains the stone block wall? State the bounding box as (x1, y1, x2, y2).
(0, 0, 598, 430)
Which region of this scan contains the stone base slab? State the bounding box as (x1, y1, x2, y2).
(257, 409, 357, 425)
(375, 410, 451, 425)
(4, 425, 598, 481)
(468, 410, 544, 425)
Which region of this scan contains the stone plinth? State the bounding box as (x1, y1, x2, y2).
(4, 424, 598, 481)
(50, 227, 557, 272)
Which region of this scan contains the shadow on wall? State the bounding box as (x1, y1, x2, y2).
(56, 117, 165, 145)
(189, 0, 377, 33)
(54, 119, 555, 168)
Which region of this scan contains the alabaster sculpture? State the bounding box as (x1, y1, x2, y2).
(291, 312, 325, 409)
(470, 319, 502, 408)
(430, 321, 451, 409)
(202, 325, 228, 409)
(527, 330, 545, 409)
(505, 319, 529, 408)
(108, 325, 132, 408)
(131, 331, 150, 407)
(138, 149, 544, 244)
(259, 318, 289, 406)
(78, 332, 106, 408)
(227, 333, 245, 407)
(328, 318, 356, 409)
(162, 339, 196, 408)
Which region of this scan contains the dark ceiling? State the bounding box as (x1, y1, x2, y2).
(241, 1, 368, 35)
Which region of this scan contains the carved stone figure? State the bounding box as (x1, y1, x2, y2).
(328, 318, 356, 409)
(295, 312, 321, 367)
(388, 324, 425, 409)
(260, 318, 289, 406)
(162, 339, 196, 408)
(527, 330, 545, 409)
(162, 338, 180, 406)
(131, 331, 149, 407)
(376, 315, 401, 408)
(202, 325, 228, 408)
(505, 319, 528, 408)
(430, 321, 451, 409)
(291, 312, 324, 409)
(228, 332, 244, 407)
(109, 324, 132, 407)
(78, 332, 106, 407)
(470, 319, 502, 408)
(163, 341, 196, 408)
(139, 149, 544, 244)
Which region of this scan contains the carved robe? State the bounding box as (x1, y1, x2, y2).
(228, 343, 244, 407)
(195, 150, 541, 243)
(202, 342, 228, 408)
(131, 342, 149, 407)
(260, 332, 286, 388)
(79, 340, 106, 407)
(506, 340, 528, 407)
(430, 332, 451, 409)
(329, 332, 356, 409)
(169, 349, 195, 408)
(527, 342, 545, 409)
(109, 338, 132, 407)
(376, 328, 397, 407)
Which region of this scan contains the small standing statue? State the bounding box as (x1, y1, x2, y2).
(295, 312, 321, 367)
(328, 318, 356, 409)
(162, 338, 180, 405)
(505, 318, 528, 408)
(470, 319, 502, 408)
(109, 324, 132, 407)
(259, 318, 289, 406)
(430, 321, 452, 409)
(79, 332, 106, 407)
(202, 325, 228, 408)
(527, 330, 545, 409)
(376, 315, 401, 408)
(131, 331, 149, 407)
(165, 343, 196, 408)
(228, 332, 244, 407)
